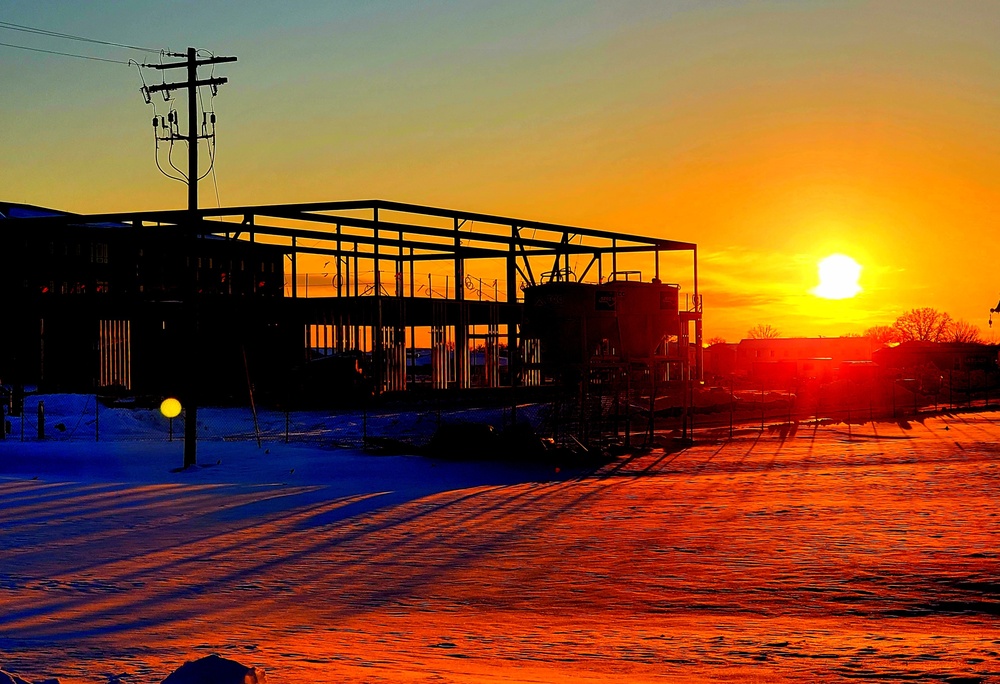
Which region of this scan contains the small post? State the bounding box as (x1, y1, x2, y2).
(625, 371, 631, 446)
(760, 383, 765, 431)
(729, 375, 734, 440)
(37, 400, 44, 440)
(169, 417, 174, 442)
(891, 379, 896, 419)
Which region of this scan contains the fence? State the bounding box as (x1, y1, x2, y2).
(3, 369, 997, 452)
(0, 393, 547, 453)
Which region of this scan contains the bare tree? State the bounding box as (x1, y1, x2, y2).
(705, 336, 727, 346)
(949, 319, 983, 344)
(747, 324, 780, 340)
(892, 308, 953, 342)
(864, 325, 899, 346)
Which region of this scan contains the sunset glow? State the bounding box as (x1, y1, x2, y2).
(812, 254, 862, 300)
(2, 1, 997, 341)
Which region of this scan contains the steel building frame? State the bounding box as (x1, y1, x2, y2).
(19, 199, 702, 393)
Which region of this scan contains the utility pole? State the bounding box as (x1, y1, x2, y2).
(140, 48, 236, 467)
(142, 48, 236, 211)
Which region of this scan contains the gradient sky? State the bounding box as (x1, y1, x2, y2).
(2, 1, 998, 342)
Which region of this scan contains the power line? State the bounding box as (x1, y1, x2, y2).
(0, 39, 129, 64)
(0, 20, 158, 53)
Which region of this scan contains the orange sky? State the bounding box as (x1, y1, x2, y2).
(2, 1, 998, 341)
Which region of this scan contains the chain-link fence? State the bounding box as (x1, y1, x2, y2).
(1, 392, 550, 453)
(3, 369, 996, 452)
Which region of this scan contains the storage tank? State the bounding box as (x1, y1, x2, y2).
(522, 279, 682, 374)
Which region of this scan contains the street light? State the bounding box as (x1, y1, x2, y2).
(161, 397, 182, 441)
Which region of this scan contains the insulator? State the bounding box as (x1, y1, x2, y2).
(210, 113, 216, 124)
(152, 117, 158, 128)
(167, 111, 174, 123)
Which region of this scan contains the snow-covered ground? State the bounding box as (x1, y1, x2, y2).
(4, 393, 544, 448)
(1, 403, 999, 683)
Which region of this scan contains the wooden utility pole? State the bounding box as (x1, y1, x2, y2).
(142, 48, 236, 467)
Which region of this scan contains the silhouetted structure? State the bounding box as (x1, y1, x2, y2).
(728, 337, 874, 385)
(873, 341, 999, 373)
(2, 199, 701, 410)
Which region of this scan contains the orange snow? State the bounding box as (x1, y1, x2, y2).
(2, 415, 999, 683)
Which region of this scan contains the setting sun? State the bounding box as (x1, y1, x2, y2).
(811, 254, 862, 300)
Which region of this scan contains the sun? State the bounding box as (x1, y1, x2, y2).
(811, 254, 862, 300)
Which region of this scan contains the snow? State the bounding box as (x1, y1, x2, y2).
(1, 400, 1000, 683)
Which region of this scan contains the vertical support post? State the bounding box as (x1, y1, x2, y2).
(187, 46, 198, 215)
(694, 245, 703, 383)
(455, 218, 468, 390)
(507, 232, 519, 415)
(373, 207, 381, 296)
(409, 246, 416, 385)
(336, 224, 343, 296)
(290, 237, 298, 298)
(729, 374, 734, 440)
(373, 208, 384, 394)
(183, 46, 199, 470)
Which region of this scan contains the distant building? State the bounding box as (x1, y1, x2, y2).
(722, 336, 875, 385)
(872, 341, 999, 373)
(702, 342, 738, 378)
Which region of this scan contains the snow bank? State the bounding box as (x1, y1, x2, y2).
(161, 655, 265, 684)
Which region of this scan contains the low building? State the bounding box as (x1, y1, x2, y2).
(872, 341, 999, 372)
(733, 337, 874, 386)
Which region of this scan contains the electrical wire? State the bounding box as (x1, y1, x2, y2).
(0, 20, 159, 53)
(196, 83, 221, 198)
(0, 39, 129, 64)
(153, 138, 186, 184)
(167, 137, 189, 181)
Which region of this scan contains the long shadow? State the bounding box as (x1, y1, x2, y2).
(0, 462, 589, 637)
(0, 475, 608, 641)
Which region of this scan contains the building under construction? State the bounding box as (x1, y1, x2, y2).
(2, 199, 702, 438)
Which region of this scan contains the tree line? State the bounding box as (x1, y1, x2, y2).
(862, 308, 982, 345)
(705, 308, 986, 346)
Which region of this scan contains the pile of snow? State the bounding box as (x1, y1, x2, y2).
(162, 655, 266, 684)
(0, 671, 57, 684)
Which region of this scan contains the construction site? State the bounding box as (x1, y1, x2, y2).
(1, 198, 704, 452)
